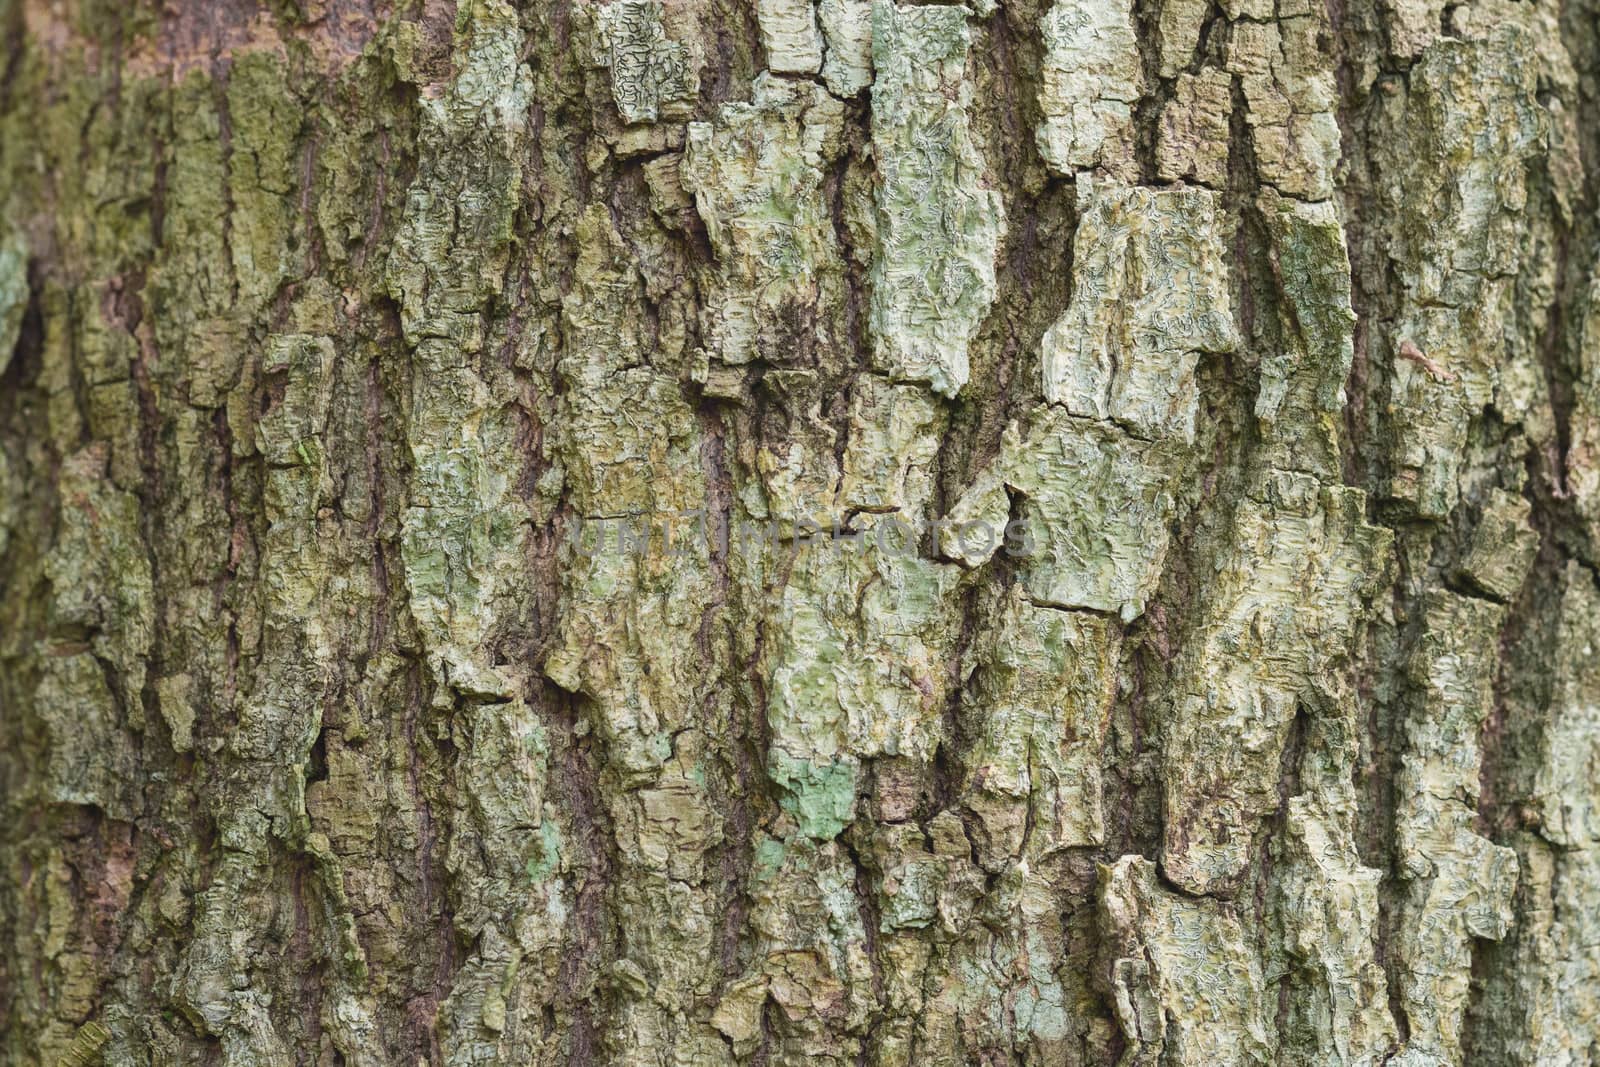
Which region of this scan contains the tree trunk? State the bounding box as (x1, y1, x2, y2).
(2, 0, 1598, 1062)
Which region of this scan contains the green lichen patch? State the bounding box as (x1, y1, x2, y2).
(867, 0, 1003, 398)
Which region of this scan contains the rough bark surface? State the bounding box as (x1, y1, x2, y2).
(0, 0, 1597, 1063)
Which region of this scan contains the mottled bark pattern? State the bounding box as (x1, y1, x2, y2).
(0, 0, 1597, 1063)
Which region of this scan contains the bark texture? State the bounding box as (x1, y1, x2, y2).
(0, 0, 1598, 1063)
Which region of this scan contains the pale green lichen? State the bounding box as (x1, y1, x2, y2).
(1254, 191, 1358, 479)
(1042, 180, 1236, 445)
(837, 373, 945, 519)
(1453, 487, 1538, 602)
(867, 1, 1003, 398)
(42, 445, 154, 738)
(1267, 684, 1399, 1067)
(1567, 274, 1600, 562)
(0, 223, 26, 379)
(817, 0, 873, 96)
(1470, 565, 1600, 1065)
(959, 584, 1119, 867)
(387, 0, 533, 703)
(761, 543, 963, 837)
(682, 75, 847, 368)
(1035, 0, 1141, 179)
(1226, 16, 1341, 201)
(1391, 591, 1521, 1065)
(947, 409, 1186, 620)
(1162, 472, 1391, 896)
(1100, 855, 1274, 1065)
(1157, 70, 1233, 186)
(593, 0, 700, 125)
(769, 751, 858, 840)
(756, 0, 824, 73)
(1367, 28, 1545, 518)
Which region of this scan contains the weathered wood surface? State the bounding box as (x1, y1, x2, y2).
(1, 0, 1598, 1062)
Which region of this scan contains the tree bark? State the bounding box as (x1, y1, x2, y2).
(2, 0, 1598, 1062)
